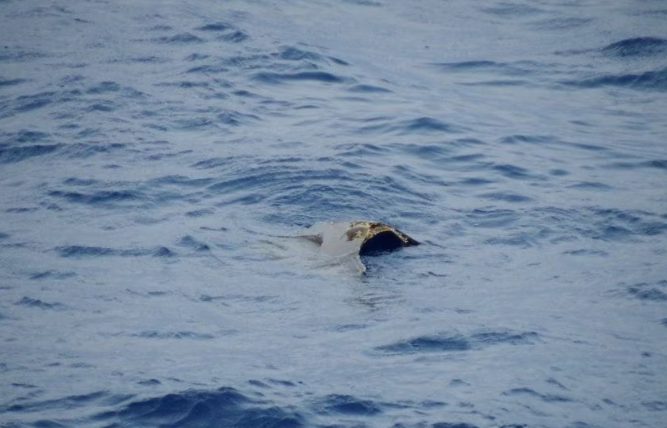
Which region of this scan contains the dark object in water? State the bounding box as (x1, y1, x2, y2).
(304, 221, 419, 273)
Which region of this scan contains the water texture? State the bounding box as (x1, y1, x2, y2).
(1, 1, 666, 427)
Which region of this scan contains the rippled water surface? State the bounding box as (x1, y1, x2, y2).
(1, 1, 667, 427)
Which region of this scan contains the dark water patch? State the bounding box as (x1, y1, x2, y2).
(85, 81, 121, 94)
(567, 181, 612, 191)
(186, 63, 229, 74)
(499, 134, 555, 145)
(312, 394, 382, 416)
(643, 160, 667, 170)
(375, 333, 470, 354)
(563, 249, 608, 256)
(532, 17, 592, 31)
(15, 297, 66, 311)
(479, 192, 532, 203)
(217, 31, 249, 43)
(459, 79, 527, 87)
(357, 116, 461, 135)
(375, 330, 537, 356)
(63, 177, 98, 186)
(626, 281, 667, 302)
(156, 80, 212, 89)
(401, 117, 459, 134)
(127, 55, 172, 64)
(279, 46, 325, 62)
(196, 22, 233, 32)
(0, 207, 39, 213)
(336, 142, 390, 157)
(481, 4, 544, 17)
(6, 391, 134, 416)
(562, 68, 667, 91)
(55, 245, 176, 258)
(218, 111, 260, 126)
(192, 156, 244, 169)
(0, 50, 47, 63)
(134, 331, 215, 340)
(347, 84, 392, 93)
(253, 71, 352, 85)
(606, 159, 667, 171)
(47, 189, 143, 206)
(601, 37, 667, 58)
(276, 46, 348, 65)
(177, 235, 211, 252)
(642, 400, 667, 411)
(582, 207, 667, 241)
(458, 177, 494, 186)
(434, 60, 498, 71)
(30, 270, 76, 280)
(0, 77, 27, 87)
(0, 143, 60, 163)
(492, 164, 535, 180)
(149, 174, 214, 188)
(343, 0, 382, 6)
(472, 331, 539, 346)
(87, 101, 117, 112)
(432, 423, 481, 428)
(187, 208, 214, 217)
(13, 91, 56, 112)
(93, 387, 304, 428)
(432, 60, 540, 78)
(502, 387, 572, 403)
(154, 32, 205, 44)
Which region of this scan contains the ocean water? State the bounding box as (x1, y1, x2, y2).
(1, 0, 666, 427)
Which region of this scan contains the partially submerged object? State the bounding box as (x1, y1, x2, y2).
(304, 221, 420, 273)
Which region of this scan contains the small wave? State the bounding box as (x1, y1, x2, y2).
(481, 4, 544, 17)
(431, 60, 542, 79)
(626, 281, 667, 302)
(15, 297, 67, 311)
(479, 192, 532, 203)
(356, 116, 463, 135)
(502, 387, 572, 403)
(0, 143, 61, 164)
(196, 22, 234, 32)
(252, 71, 352, 85)
(0, 77, 27, 87)
(217, 30, 249, 43)
(531, 17, 592, 31)
(134, 331, 215, 340)
(48, 189, 143, 206)
(195, 22, 249, 42)
(562, 68, 667, 91)
(55, 245, 176, 258)
(13, 91, 56, 112)
(374, 330, 538, 355)
(312, 394, 382, 416)
(347, 84, 392, 93)
(566, 181, 613, 191)
(30, 270, 77, 280)
(153, 32, 205, 44)
(177, 235, 211, 252)
(601, 37, 667, 58)
(96, 387, 304, 428)
(604, 159, 667, 171)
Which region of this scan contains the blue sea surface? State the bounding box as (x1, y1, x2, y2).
(1, 1, 667, 427)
